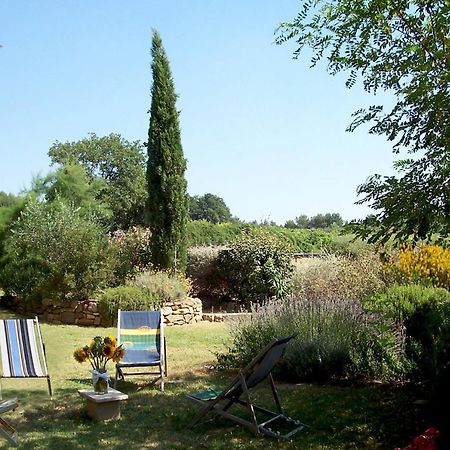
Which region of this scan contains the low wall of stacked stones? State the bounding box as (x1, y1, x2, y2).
(3, 296, 203, 327)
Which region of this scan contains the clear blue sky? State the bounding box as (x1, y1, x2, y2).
(0, 1, 396, 224)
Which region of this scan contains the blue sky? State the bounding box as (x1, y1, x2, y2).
(0, 1, 396, 224)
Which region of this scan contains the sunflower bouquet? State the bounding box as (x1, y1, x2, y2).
(74, 335, 125, 393)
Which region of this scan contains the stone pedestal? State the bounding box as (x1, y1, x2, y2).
(78, 388, 128, 421)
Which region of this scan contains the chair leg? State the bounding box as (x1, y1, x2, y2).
(268, 373, 284, 415)
(0, 417, 18, 447)
(164, 337, 168, 377)
(0, 399, 18, 447)
(47, 376, 53, 399)
(240, 374, 259, 435)
(160, 363, 165, 392)
(114, 367, 122, 389)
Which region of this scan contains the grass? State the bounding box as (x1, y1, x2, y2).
(0, 308, 431, 449)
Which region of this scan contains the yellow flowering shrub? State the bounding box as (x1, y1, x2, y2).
(388, 245, 450, 290)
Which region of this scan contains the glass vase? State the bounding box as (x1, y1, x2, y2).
(91, 369, 109, 394)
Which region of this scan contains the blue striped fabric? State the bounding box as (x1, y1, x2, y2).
(0, 319, 46, 378)
(118, 311, 162, 366)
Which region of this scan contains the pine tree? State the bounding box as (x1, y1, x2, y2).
(146, 30, 188, 272)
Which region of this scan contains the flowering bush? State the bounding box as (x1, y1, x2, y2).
(395, 427, 440, 450)
(217, 295, 407, 382)
(388, 245, 450, 290)
(73, 335, 125, 372)
(109, 227, 152, 282)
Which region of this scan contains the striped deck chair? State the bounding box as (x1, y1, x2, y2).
(0, 317, 52, 398)
(114, 310, 167, 391)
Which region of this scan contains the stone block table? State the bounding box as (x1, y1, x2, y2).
(78, 388, 128, 421)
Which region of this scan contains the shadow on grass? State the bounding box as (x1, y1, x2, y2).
(0, 372, 434, 450)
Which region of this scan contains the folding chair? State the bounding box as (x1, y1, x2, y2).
(186, 336, 306, 440)
(114, 310, 167, 391)
(0, 398, 18, 447)
(0, 317, 52, 398)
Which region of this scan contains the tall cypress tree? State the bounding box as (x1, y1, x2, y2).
(146, 30, 188, 272)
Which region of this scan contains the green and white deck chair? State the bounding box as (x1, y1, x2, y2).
(186, 336, 306, 440)
(0, 317, 52, 399)
(114, 310, 167, 391)
(0, 398, 18, 447)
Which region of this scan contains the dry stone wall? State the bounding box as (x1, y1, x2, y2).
(4, 296, 203, 327)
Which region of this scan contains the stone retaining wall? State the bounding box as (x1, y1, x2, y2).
(202, 312, 251, 322)
(161, 298, 203, 326)
(4, 296, 203, 327)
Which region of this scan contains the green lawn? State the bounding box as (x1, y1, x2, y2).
(0, 308, 427, 449)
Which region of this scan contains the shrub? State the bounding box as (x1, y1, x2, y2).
(292, 252, 387, 301)
(364, 284, 450, 381)
(187, 220, 244, 247)
(108, 227, 152, 283)
(186, 246, 227, 298)
(387, 245, 450, 290)
(98, 286, 159, 325)
(217, 228, 293, 307)
(0, 199, 115, 302)
(129, 270, 191, 303)
(324, 232, 371, 257)
(217, 295, 407, 382)
(98, 270, 192, 325)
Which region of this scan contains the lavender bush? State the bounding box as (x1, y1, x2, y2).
(217, 295, 407, 382)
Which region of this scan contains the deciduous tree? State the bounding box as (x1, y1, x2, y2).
(277, 1, 450, 242)
(48, 133, 147, 230)
(189, 193, 232, 223)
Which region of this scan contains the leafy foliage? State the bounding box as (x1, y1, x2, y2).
(98, 286, 158, 326)
(0, 199, 114, 302)
(277, 1, 450, 243)
(0, 193, 27, 259)
(48, 133, 147, 230)
(34, 162, 112, 223)
(285, 212, 344, 229)
(186, 246, 227, 299)
(146, 30, 188, 272)
(217, 228, 293, 306)
(189, 193, 232, 223)
(108, 227, 152, 283)
(187, 220, 342, 252)
(364, 284, 450, 383)
(0, 191, 20, 208)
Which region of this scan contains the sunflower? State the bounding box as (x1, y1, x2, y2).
(73, 347, 87, 363)
(113, 346, 126, 363)
(102, 344, 115, 359)
(104, 335, 117, 347)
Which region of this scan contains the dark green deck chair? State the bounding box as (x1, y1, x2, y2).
(0, 398, 18, 447)
(114, 310, 167, 391)
(186, 336, 306, 440)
